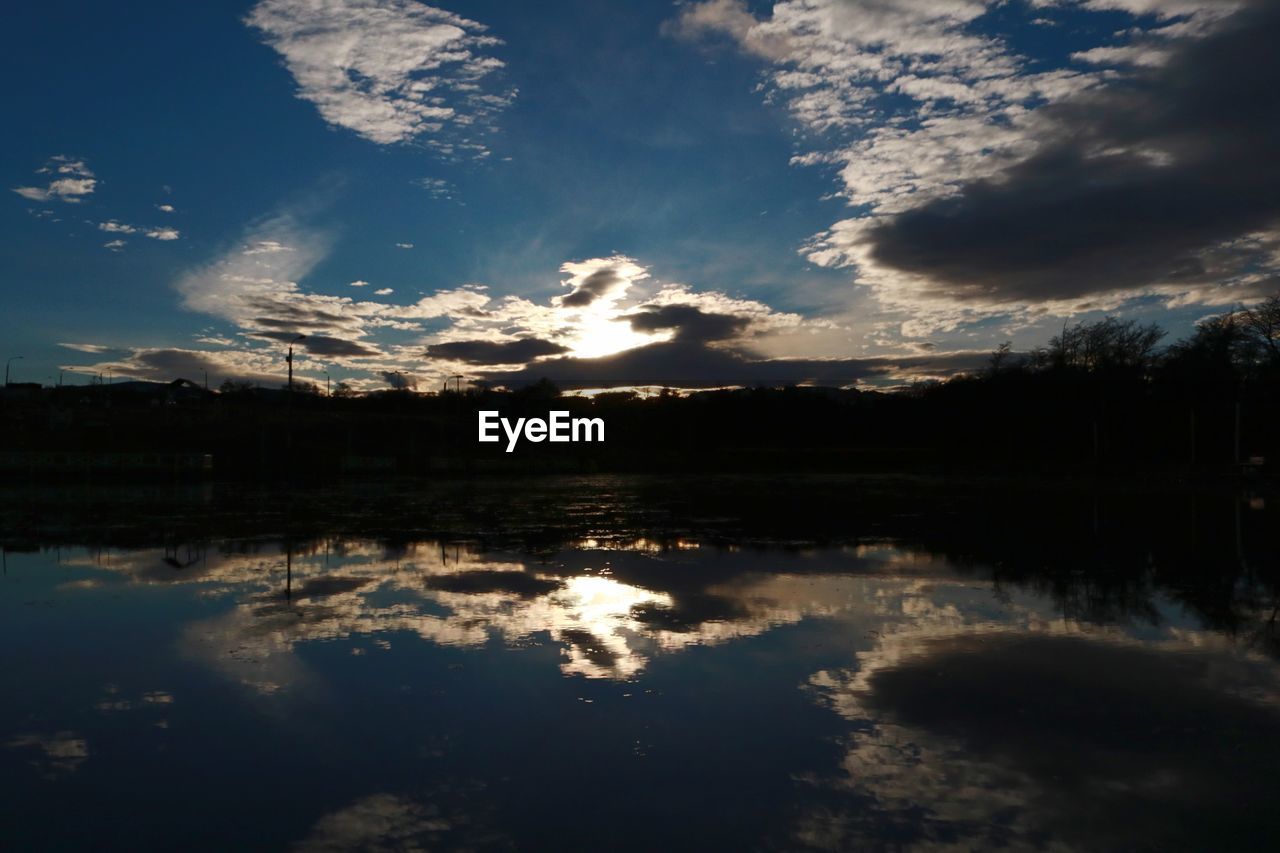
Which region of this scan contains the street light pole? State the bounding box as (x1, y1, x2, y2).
(325, 372, 330, 398)
(4, 355, 23, 386)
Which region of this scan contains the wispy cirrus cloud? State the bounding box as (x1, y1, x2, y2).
(163, 213, 490, 378)
(57, 342, 115, 354)
(245, 0, 515, 154)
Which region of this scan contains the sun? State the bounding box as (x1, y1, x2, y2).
(567, 315, 662, 359)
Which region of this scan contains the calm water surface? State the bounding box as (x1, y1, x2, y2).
(2, 477, 1278, 851)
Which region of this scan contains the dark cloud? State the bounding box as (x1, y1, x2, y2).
(558, 268, 625, 308)
(380, 370, 418, 390)
(866, 1, 1280, 304)
(834, 632, 1280, 850)
(77, 348, 283, 387)
(249, 303, 355, 329)
(423, 571, 562, 598)
(250, 331, 381, 358)
(623, 304, 752, 342)
(425, 337, 570, 364)
(480, 340, 988, 389)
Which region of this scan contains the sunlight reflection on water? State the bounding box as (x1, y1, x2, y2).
(2, 480, 1278, 851)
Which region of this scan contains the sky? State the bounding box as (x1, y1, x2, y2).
(3, 0, 1277, 391)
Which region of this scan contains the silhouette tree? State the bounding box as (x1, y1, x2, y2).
(1033, 318, 1164, 374)
(1242, 295, 1280, 364)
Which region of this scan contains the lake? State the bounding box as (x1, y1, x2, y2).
(2, 476, 1277, 851)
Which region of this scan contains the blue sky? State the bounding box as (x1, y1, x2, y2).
(4, 0, 1276, 389)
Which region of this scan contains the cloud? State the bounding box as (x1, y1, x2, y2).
(163, 213, 500, 382)
(5, 732, 89, 779)
(667, 0, 1271, 334)
(296, 794, 499, 852)
(859, 0, 1280, 312)
(349, 280, 370, 287)
(425, 337, 570, 365)
(57, 342, 113, 354)
(421, 256, 814, 373)
(12, 156, 96, 203)
(555, 256, 647, 309)
(176, 215, 366, 338)
(98, 221, 180, 240)
(804, 626, 1280, 850)
(629, 285, 805, 341)
(161, 237, 850, 388)
(374, 287, 394, 295)
(380, 370, 418, 389)
(245, 0, 514, 152)
(243, 239, 293, 255)
(624, 303, 752, 342)
(662, 0, 795, 60)
(68, 347, 287, 387)
(481, 339, 989, 389)
(415, 176, 455, 199)
(156, 203, 175, 213)
(102, 239, 126, 252)
(249, 331, 382, 358)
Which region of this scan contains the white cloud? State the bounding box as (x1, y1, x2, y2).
(1047, 0, 1240, 18)
(98, 220, 136, 234)
(245, 0, 514, 152)
(666, 0, 1255, 335)
(58, 342, 113, 353)
(103, 239, 127, 252)
(349, 280, 370, 287)
(169, 214, 492, 374)
(13, 156, 97, 203)
(395, 242, 414, 249)
(415, 176, 455, 199)
(374, 287, 394, 295)
(98, 221, 180, 240)
(1071, 44, 1170, 66)
(157, 203, 175, 213)
(425, 255, 812, 363)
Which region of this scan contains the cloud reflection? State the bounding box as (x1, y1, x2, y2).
(797, 622, 1280, 851)
(60, 537, 946, 686)
(5, 732, 89, 779)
